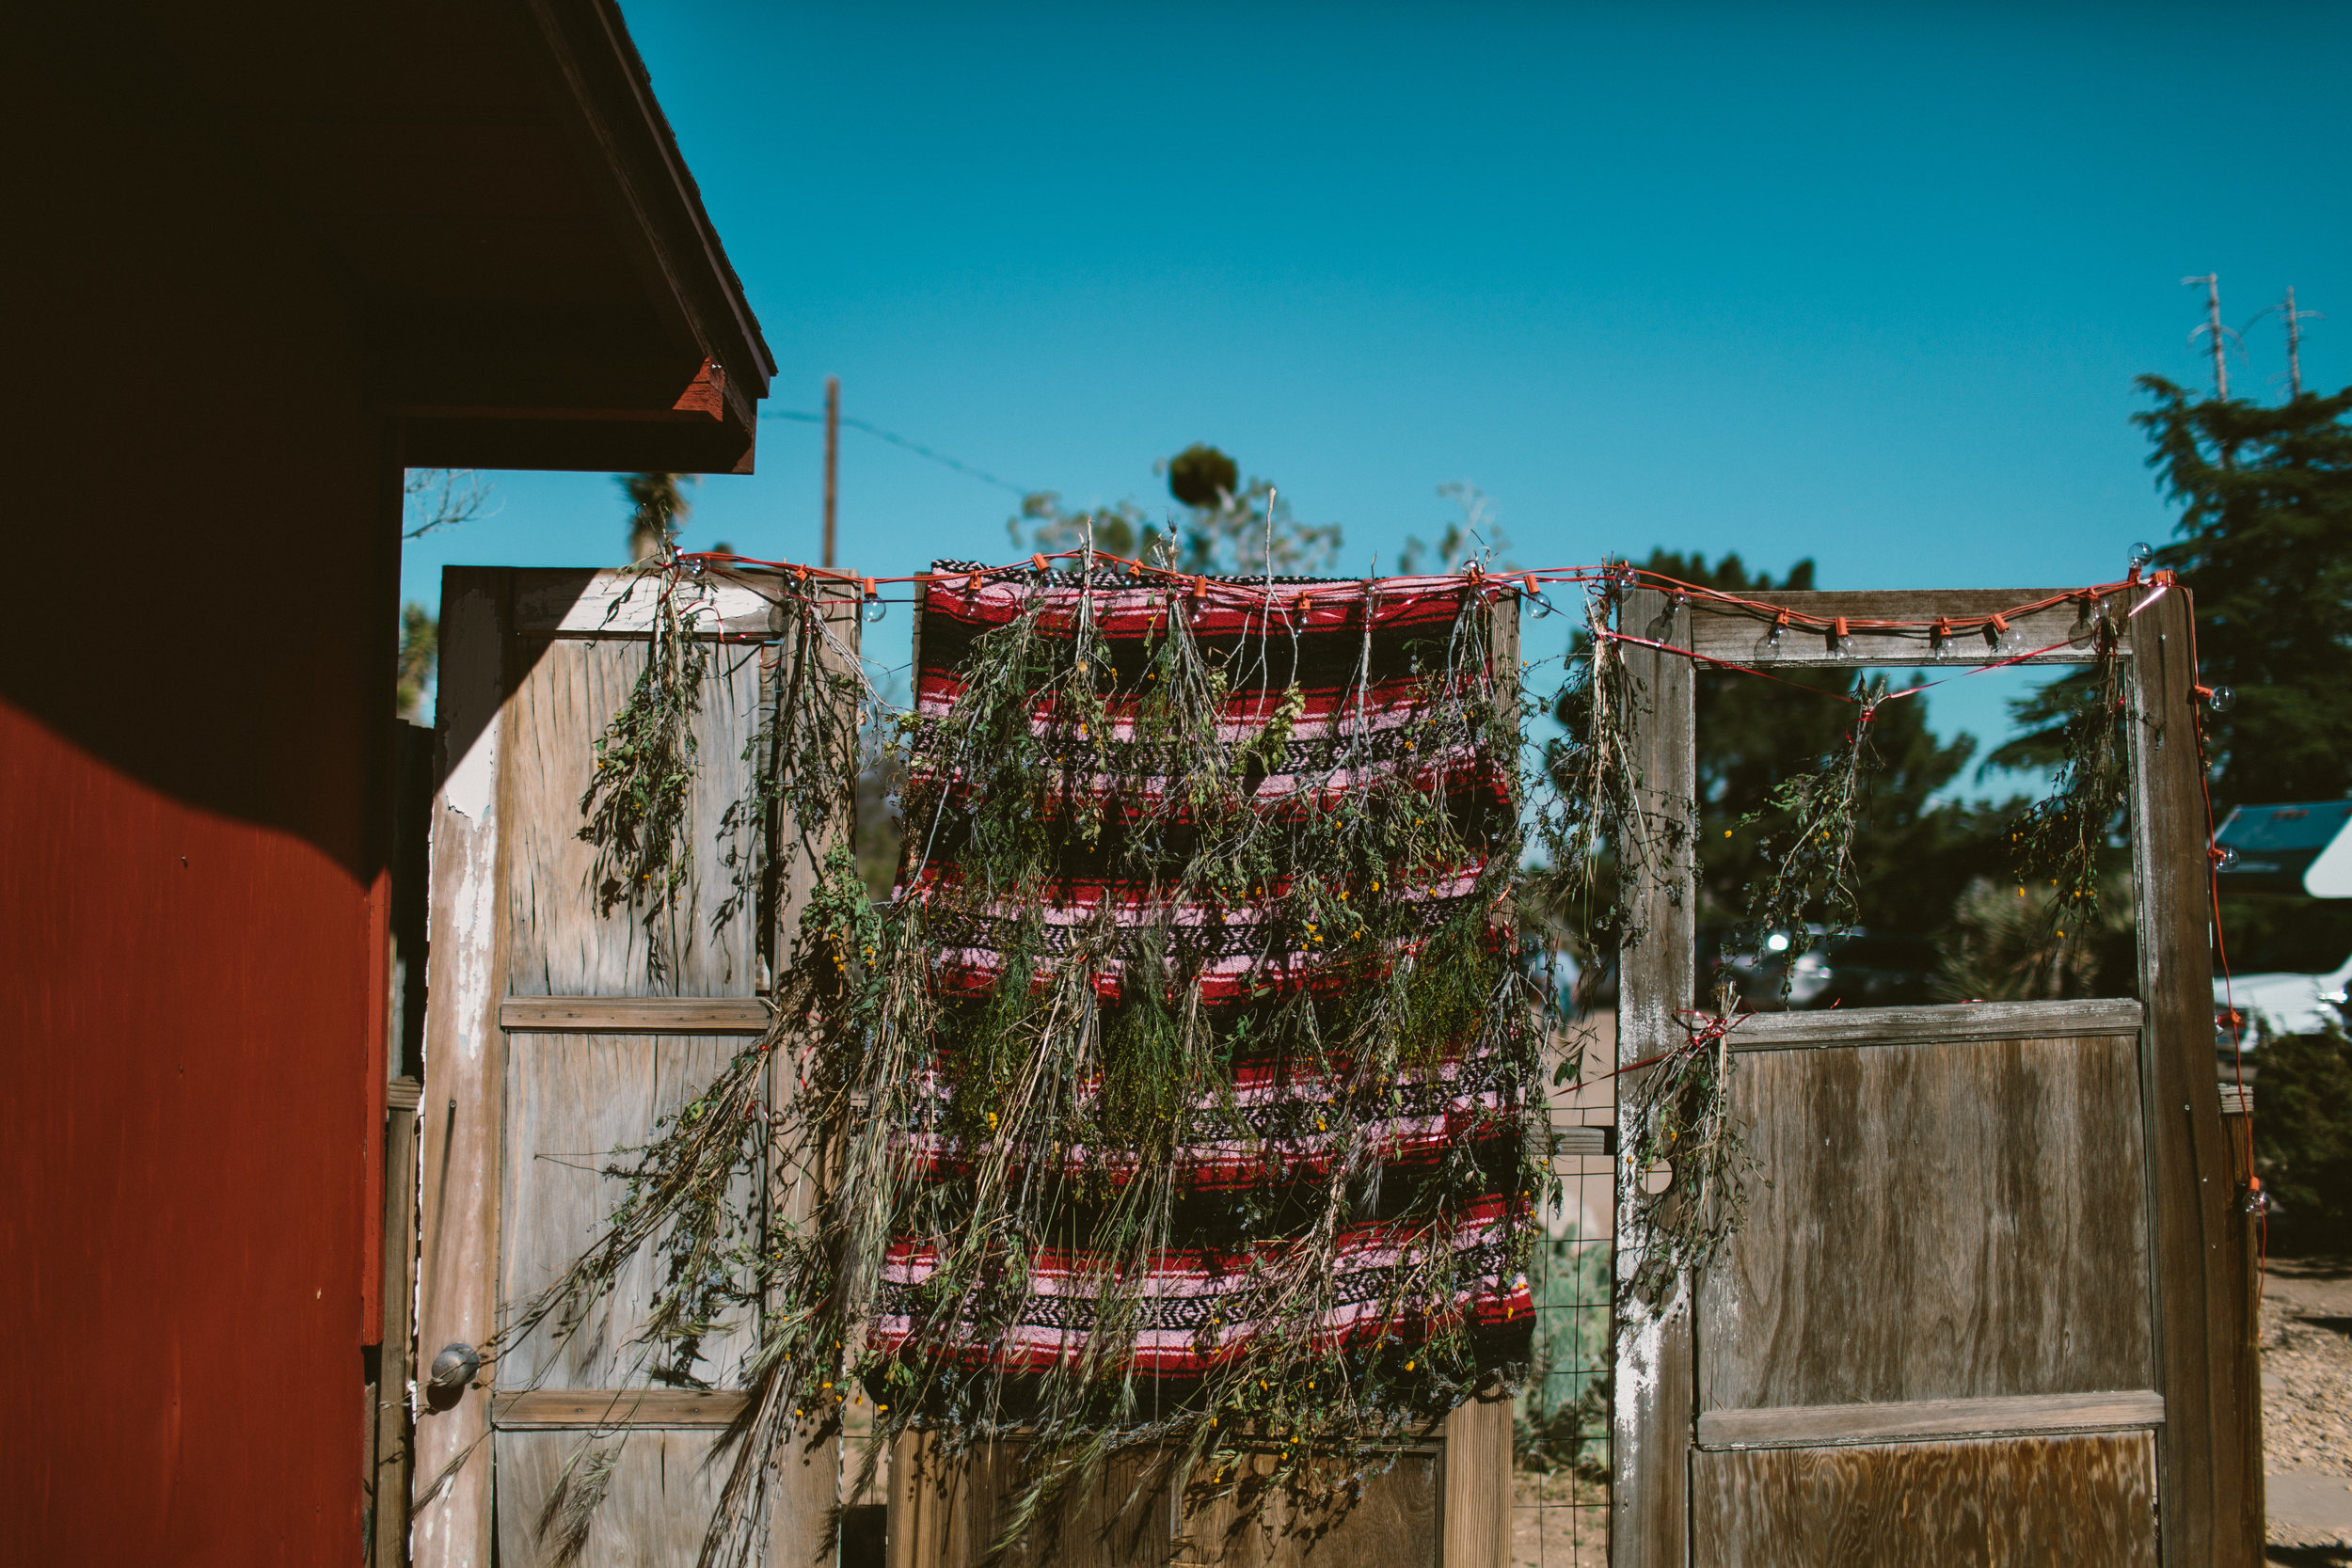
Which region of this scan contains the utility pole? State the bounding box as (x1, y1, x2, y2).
(2185, 274, 2229, 400)
(821, 374, 839, 569)
(2282, 286, 2321, 399)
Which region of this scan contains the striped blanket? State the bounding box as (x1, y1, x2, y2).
(879, 564, 1536, 1402)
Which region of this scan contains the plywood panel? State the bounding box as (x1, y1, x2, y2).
(1700, 1033, 2152, 1413)
(887, 1439, 1444, 1568)
(499, 1032, 755, 1390)
(1179, 1453, 1440, 1568)
(1692, 1432, 2158, 1568)
(494, 1429, 733, 1568)
(503, 637, 765, 997)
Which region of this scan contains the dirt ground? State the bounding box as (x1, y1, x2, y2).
(2264, 1255, 2352, 1560)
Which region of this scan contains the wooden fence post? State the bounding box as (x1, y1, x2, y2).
(1612, 587, 1696, 1568)
(2127, 585, 2261, 1568)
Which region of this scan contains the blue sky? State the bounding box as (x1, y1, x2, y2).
(403, 2, 2351, 771)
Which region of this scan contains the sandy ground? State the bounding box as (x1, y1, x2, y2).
(2263, 1256, 2352, 1560)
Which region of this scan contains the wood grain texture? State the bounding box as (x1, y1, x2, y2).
(502, 633, 765, 998)
(1613, 587, 1699, 1567)
(1180, 1452, 1441, 1568)
(415, 568, 515, 1568)
(1696, 1388, 2164, 1450)
(1698, 1033, 2153, 1413)
(1440, 1396, 1509, 1568)
(1687, 588, 2117, 668)
(884, 1436, 1445, 1568)
(1724, 997, 2143, 1052)
(493, 1429, 734, 1568)
(512, 567, 785, 637)
(2125, 589, 2261, 1568)
(501, 996, 772, 1033)
(498, 1032, 756, 1388)
(1692, 1432, 2158, 1567)
(493, 1388, 752, 1428)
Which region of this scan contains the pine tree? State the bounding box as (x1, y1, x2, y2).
(1991, 378, 2352, 974)
(1994, 379, 2352, 807)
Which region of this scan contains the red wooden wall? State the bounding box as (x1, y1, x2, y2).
(0, 45, 393, 1567)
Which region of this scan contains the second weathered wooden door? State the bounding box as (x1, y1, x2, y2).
(1610, 584, 2260, 1568)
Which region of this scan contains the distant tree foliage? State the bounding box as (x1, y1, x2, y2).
(1541, 550, 2035, 1007)
(1992, 378, 2352, 975)
(2255, 1021, 2352, 1251)
(623, 471, 696, 562)
(1396, 482, 1514, 576)
(1008, 445, 1343, 576)
(396, 602, 437, 722)
(1623, 551, 2020, 937)
(1165, 442, 1238, 509)
(1994, 379, 2352, 810)
(401, 468, 495, 541)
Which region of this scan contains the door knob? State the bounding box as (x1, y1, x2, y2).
(426, 1341, 481, 1410)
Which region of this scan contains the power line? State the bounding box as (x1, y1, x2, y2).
(762, 408, 1033, 497)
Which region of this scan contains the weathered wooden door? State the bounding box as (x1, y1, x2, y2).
(411, 567, 858, 1568)
(1611, 585, 2261, 1568)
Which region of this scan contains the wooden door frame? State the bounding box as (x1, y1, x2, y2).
(410, 566, 858, 1568)
(1608, 583, 2258, 1568)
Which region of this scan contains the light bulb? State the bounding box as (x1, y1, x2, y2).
(2205, 684, 2235, 713)
(2216, 847, 2241, 871)
(2128, 541, 2154, 570)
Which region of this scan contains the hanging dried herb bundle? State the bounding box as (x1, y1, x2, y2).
(1729, 681, 1883, 988)
(578, 558, 715, 982)
(712, 593, 867, 944)
(516, 566, 1549, 1567)
(1532, 583, 1650, 977)
(2007, 626, 2130, 949)
(1613, 995, 1759, 1311)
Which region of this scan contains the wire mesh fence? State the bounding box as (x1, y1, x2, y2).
(1514, 1017, 1614, 1568)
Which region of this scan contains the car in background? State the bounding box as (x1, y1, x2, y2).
(2216, 958, 2351, 1044)
(1708, 926, 1943, 1011)
(2211, 799, 2352, 1047)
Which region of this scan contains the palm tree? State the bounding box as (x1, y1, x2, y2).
(622, 471, 695, 562)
